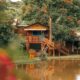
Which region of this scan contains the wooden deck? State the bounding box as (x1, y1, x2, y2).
(26, 36, 41, 43)
(42, 38, 69, 56)
(26, 37, 70, 56)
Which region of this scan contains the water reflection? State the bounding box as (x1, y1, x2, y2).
(24, 60, 80, 80)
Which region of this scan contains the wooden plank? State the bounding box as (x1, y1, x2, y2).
(26, 36, 41, 43)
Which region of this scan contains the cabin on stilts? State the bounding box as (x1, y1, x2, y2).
(17, 23, 70, 56)
(24, 23, 48, 50)
(13, 18, 70, 56)
(17, 23, 55, 56)
(22, 23, 55, 56)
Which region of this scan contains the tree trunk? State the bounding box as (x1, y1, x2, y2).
(48, 16, 52, 41)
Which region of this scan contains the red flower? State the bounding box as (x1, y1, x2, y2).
(7, 75, 16, 80)
(0, 49, 16, 80)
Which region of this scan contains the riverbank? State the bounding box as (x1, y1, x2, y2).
(13, 55, 80, 64)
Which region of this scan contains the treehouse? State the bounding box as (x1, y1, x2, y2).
(23, 23, 49, 51)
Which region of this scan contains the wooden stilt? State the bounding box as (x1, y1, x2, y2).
(41, 42, 44, 51)
(26, 43, 29, 51)
(48, 48, 50, 56)
(53, 49, 55, 56)
(59, 50, 60, 56)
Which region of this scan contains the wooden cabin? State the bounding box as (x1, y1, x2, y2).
(16, 23, 55, 56)
(16, 23, 71, 56)
(23, 23, 49, 51)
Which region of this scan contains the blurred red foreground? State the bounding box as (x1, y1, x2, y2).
(0, 49, 16, 80)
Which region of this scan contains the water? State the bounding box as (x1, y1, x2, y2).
(24, 60, 80, 80)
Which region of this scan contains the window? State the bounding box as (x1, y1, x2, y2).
(32, 31, 41, 36)
(30, 43, 41, 50)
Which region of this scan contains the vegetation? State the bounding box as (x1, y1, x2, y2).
(0, 24, 13, 46)
(0, 0, 80, 56)
(22, 0, 80, 41)
(6, 35, 28, 60)
(0, 0, 80, 46)
(0, 0, 28, 60)
(0, 0, 80, 60)
(0, 0, 80, 79)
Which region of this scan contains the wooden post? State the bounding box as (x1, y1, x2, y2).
(53, 49, 55, 56)
(59, 50, 60, 56)
(26, 43, 29, 51)
(72, 41, 74, 53)
(41, 42, 44, 51)
(48, 48, 50, 56)
(48, 16, 52, 42)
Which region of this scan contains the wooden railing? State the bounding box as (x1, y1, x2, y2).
(26, 36, 41, 43)
(42, 38, 54, 48)
(54, 42, 69, 55)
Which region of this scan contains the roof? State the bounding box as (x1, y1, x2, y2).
(23, 23, 48, 31)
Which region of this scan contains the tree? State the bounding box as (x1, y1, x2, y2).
(0, 24, 13, 47)
(22, 0, 80, 41)
(0, 1, 14, 46)
(22, 0, 53, 41)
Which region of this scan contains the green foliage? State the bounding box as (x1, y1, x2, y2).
(0, 1, 13, 23)
(0, 1, 23, 46)
(8, 1, 24, 19)
(0, 24, 13, 46)
(53, 24, 68, 40)
(0, 1, 14, 46)
(6, 35, 28, 60)
(0, 1, 29, 60)
(22, 0, 80, 41)
(22, 0, 50, 25)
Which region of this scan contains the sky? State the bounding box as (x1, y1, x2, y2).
(10, 0, 22, 2)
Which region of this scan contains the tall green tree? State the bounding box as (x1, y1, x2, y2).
(22, 0, 80, 41)
(0, 1, 13, 46)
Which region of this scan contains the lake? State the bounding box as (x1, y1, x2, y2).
(24, 60, 80, 80)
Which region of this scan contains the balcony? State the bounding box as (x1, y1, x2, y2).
(26, 36, 43, 43)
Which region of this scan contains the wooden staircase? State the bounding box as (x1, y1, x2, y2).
(59, 46, 69, 55)
(42, 38, 54, 48)
(42, 38, 54, 56)
(42, 38, 69, 56)
(54, 42, 69, 55)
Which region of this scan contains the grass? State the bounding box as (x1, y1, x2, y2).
(7, 35, 30, 61)
(6, 48, 29, 60)
(0, 35, 29, 61)
(0, 47, 29, 60)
